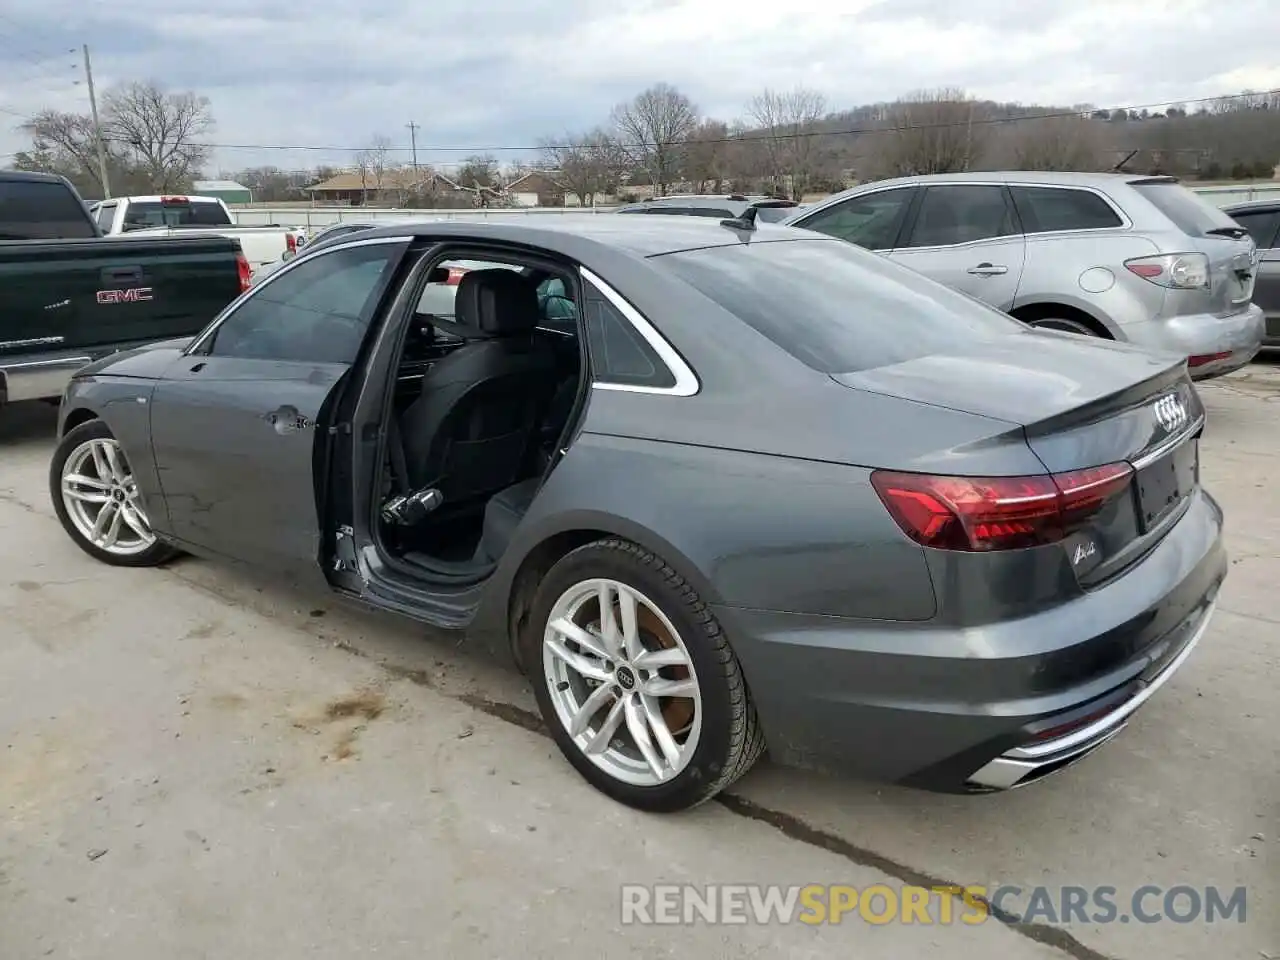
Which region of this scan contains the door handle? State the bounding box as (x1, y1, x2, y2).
(967, 263, 1008, 276)
(101, 265, 145, 284)
(264, 405, 312, 434)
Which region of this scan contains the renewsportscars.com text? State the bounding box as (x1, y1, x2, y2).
(620, 883, 1247, 926)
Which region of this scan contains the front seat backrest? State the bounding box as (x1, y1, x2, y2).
(399, 268, 561, 505)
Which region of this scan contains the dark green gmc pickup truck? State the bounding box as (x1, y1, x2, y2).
(0, 170, 249, 411)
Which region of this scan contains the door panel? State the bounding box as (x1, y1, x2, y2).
(149, 356, 346, 573)
(889, 184, 1026, 310)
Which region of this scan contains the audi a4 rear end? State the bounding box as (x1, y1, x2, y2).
(652, 235, 1226, 794)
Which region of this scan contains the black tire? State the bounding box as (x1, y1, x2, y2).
(1029, 317, 1101, 337)
(49, 419, 178, 568)
(523, 538, 765, 812)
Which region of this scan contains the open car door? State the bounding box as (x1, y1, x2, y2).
(147, 238, 410, 584)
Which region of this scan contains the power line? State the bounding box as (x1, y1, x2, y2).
(5, 84, 1280, 158)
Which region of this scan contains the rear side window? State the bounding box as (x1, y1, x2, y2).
(1129, 181, 1241, 237)
(656, 239, 1024, 375)
(1230, 209, 1280, 250)
(120, 200, 233, 230)
(0, 180, 97, 239)
(94, 202, 117, 232)
(583, 282, 676, 389)
(1010, 187, 1123, 233)
(903, 185, 1018, 248)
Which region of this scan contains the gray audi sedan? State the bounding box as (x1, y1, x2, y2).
(48, 214, 1226, 812)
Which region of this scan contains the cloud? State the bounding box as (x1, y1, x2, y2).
(1, 0, 1278, 173)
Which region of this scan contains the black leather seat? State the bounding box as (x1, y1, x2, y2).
(399, 269, 560, 508)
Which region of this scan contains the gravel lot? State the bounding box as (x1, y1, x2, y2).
(2, 364, 1276, 960)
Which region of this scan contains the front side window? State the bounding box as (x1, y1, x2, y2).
(904, 185, 1018, 248)
(1011, 186, 1123, 233)
(94, 203, 116, 232)
(796, 187, 915, 250)
(205, 243, 402, 363)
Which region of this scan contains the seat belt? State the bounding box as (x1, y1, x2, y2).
(385, 415, 410, 496)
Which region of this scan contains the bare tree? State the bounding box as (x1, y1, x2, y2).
(611, 84, 698, 195)
(101, 82, 213, 191)
(353, 135, 394, 204)
(746, 87, 828, 200)
(455, 153, 501, 206)
(1007, 115, 1107, 171)
(872, 88, 986, 177)
(683, 120, 731, 193)
(540, 129, 622, 206)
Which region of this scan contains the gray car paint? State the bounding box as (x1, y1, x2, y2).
(56, 215, 1227, 791)
(1223, 200, 1280, 347)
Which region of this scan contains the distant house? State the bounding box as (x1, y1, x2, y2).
(505, 170, 566, 207)
(193, 179, 253, 204)
(306, 168, 473, 206)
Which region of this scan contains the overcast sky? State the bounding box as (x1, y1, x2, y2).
(2, 0, 1279, 175)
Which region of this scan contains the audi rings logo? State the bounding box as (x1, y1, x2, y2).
(1153, 393, 1188, 433)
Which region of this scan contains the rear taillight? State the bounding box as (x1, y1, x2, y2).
(1124, 253, 1209, 289)
(446, 267, 468, 285)
(236, 253, 251, 292)
(870, 463, 1134, 552)
(286, 232, 297, 254)
(1188, 351, 1231, 368)
(160, 195, 189, 205)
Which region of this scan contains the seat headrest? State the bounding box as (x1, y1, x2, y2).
(453, 269, 540, 336)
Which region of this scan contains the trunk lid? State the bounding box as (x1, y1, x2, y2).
(1128, 178, 1260, 315)
(832, 330, 1204, 582)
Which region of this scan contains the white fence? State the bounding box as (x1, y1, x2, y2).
(228, 183, 1280, 230)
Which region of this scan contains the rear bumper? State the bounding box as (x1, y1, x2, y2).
(714, 486, 1227, 792)
(1121, 303, 1264, 381)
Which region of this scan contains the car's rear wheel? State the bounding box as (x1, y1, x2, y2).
(49, 420, 177, 567)
(525, 538, 765, 812)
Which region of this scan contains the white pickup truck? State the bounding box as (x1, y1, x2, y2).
(87, 195, 306, 276)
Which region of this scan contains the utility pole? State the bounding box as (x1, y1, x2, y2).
(82, 44, 111, 199)
(406, 121, 420, 174)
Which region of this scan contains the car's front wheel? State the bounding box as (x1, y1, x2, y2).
(526, 539, 765, 812)
(49, 419, 177, 567)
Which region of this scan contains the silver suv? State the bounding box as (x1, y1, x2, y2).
(781, 172, 1265, 380)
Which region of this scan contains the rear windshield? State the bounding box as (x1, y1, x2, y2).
(121, 200, 233, 230)
(0, 179, 97, 240)
(1129, 180, 1240, 237)
(654, 238, 1024, 374)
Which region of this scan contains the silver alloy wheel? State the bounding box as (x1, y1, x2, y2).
(542, 578, 703, 787)
(60, 438, 157, 557)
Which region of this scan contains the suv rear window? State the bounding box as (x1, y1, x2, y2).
(0, 179, 97, 240)
(655, 238, 1024, 374)
(1129, 180, 1240, 237)
(121, 200, 233, 230)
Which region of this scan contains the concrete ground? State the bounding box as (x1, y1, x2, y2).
(2, 364, 1277, 960)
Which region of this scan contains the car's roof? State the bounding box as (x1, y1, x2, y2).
(1221, 198, 1280, 215)
(0, 170, 66, 184)
(830, 171, 1172, 191)
(345, 213, 822, 258)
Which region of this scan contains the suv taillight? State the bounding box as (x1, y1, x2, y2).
(286, 232, 297, 254)
(236, 253, 251, 292)
(870, 464, 1134, 552)
(1124, 253, 1210, 290)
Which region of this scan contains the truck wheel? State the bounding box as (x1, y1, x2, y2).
(49, 420, 177, 567)
(524, 538, 765, 812)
